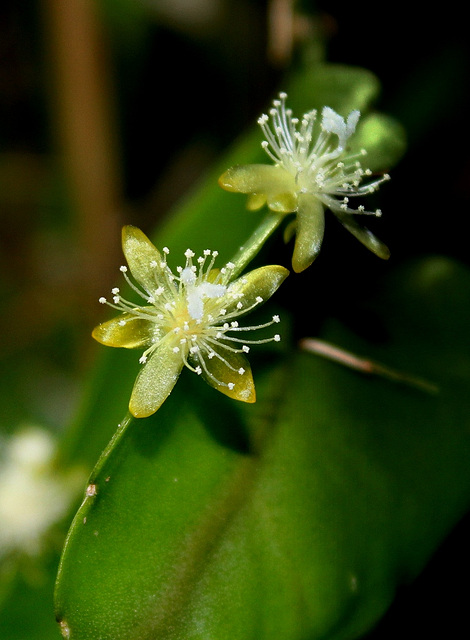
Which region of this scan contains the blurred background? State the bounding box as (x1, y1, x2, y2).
(0, 0, 469, 638)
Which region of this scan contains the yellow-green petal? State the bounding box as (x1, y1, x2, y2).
(246, 193, 267, 211)
(219, 164, 297, 214)
(198, 351, 255, 403)
(129, 344, 184, 418)
(291, 193, 325, 273)
(92, 313, 154, 349)
(122, 226, 169, 296)
(225, 265, 289, 316)
(266, 191, 298, 213)
(334, 210, 390, 260)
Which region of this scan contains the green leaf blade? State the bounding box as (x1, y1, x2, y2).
(55, 257, 470, 640)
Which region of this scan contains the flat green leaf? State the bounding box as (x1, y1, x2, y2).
(55, 256, 470, 640)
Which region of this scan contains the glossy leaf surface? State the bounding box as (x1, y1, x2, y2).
(55, 256, 470, 640)
(53, 63, 423, 640)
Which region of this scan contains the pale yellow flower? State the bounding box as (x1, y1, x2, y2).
(219, 93, 391, 272)
(93, 226, 288, 417)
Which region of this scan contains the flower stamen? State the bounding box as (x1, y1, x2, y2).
(93, 227, 288, 416)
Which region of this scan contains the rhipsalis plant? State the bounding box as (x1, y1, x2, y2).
(93, 226, 287, 417)
(219, 93, 391, 272)
(92, 92, 392, 418)
(58, 72, 449, 640)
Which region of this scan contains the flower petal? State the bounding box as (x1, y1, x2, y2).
(333, 210, 390, 260)
(291, 193, 325, 273)
(122, 226, 170, 297)
(219, 165, 297, 214)
(265, 191, 297, 213)
(246, 193, 267, 211)
(197, 351, 256, 403)
(92, 313, 154, 349)
(225, 265, 289, 316)
(129, 343, 184, 418)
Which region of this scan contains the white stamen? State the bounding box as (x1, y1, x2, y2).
(98, 247, 283, 392)
(258, 93, 390, 218)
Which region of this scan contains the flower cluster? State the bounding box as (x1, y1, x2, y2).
(219, 92, 390, 272)
(93, 226, 288, 418)
(93, 91, 397, 418)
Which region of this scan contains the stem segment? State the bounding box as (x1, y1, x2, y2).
(229, 211, 285, 278)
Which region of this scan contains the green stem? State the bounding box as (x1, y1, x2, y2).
(229, 211, 285, 278)
(88, 412, 133, 482)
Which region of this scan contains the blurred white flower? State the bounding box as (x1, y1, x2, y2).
(0, 426, 82, 557)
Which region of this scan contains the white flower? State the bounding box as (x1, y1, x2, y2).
(93, 226, 288, 418)
(219, 92, 391, 272)
(0, 427, 83, 557)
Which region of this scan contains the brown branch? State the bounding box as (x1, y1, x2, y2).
(40, 0, 123, 298)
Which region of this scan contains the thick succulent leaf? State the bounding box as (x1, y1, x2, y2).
(129, 344, 183, 418)
(92, 313, 153, 349)
(55, 257, 470, 640)
(291, 193, 325, 272)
